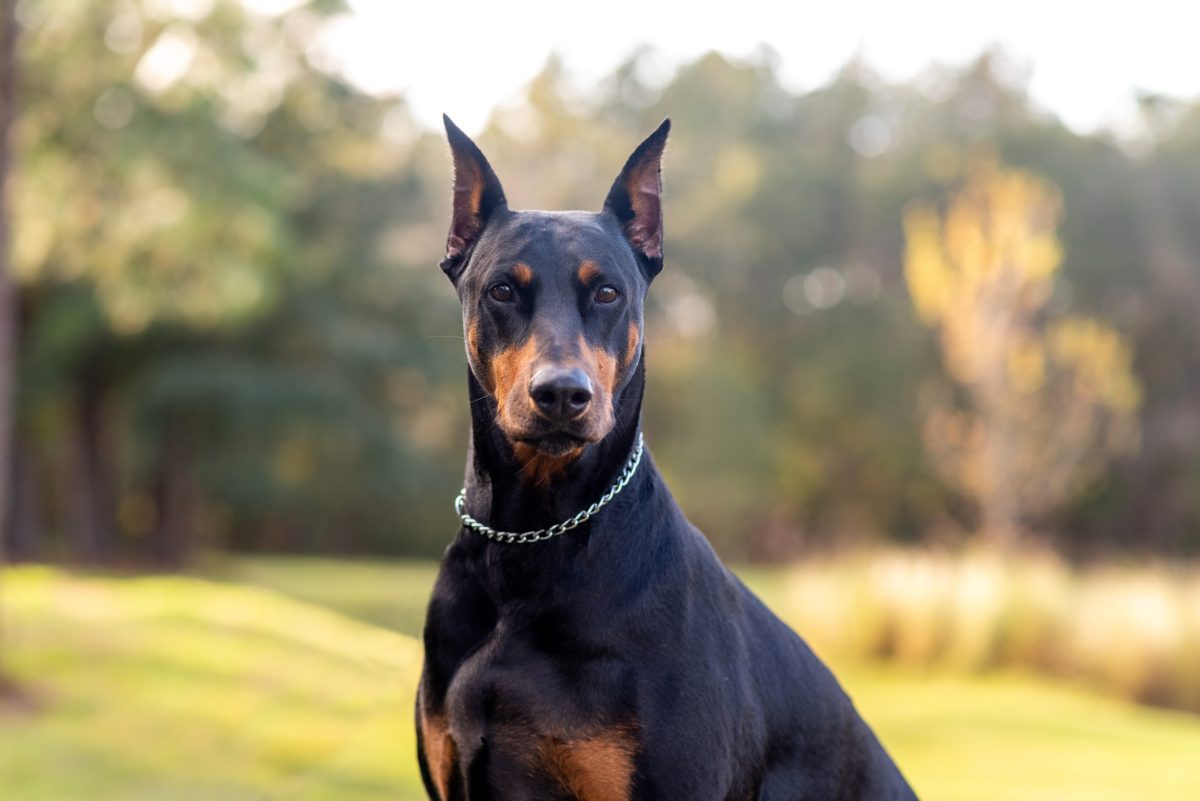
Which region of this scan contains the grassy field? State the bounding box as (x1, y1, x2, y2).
(1, 557, 1199, 801)
(0, 566, 425, 801)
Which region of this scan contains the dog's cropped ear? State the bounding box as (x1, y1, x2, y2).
(441, 114, 507, 280)
(603, 118, 670, 279)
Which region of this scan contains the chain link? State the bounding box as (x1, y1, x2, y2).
(454, 433, 645, 544)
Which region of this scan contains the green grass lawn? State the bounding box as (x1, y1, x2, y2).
(2, 557, 1199, 801)
(1, 566, 425, 801)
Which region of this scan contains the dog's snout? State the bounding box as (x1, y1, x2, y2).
(529, 367, 593, 421)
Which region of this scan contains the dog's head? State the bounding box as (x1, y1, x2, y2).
(440, 116, 668, 475)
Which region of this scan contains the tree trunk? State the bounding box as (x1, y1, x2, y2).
(977, 287, 1022, 550)
(0, 0, 19, 689)
(151, 423, 198, 569)
(981, 403, 1021, 549)
(6, 429, 39, 560)
(68, 382, 115, 563)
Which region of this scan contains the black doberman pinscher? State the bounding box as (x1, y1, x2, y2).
(417, 116, 918, 801)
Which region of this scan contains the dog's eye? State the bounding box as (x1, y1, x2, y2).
(595, 285, 620, 304)
(489, 283, 514, 303)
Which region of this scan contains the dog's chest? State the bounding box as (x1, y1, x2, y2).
(441, 620, 639, 799)
(445, 618, 629, 736)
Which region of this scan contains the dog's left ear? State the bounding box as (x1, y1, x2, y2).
(603, 118, 670, 279)
(441, 114, 508, 280)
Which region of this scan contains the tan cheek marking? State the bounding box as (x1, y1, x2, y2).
(539, 728, 637, 801)
(595, 349, 617, 398)
(581, 337, 618, 398)
(490, 336, 539, 423)
(420, 710, 457, 801)
(467, 320, 483, 375)
(577, 260, 601, 285)
(578, 336, 618, 433)
(624, 322, 640, 368)
(513, 261, 534, 286)
(513, 443, 584, 488)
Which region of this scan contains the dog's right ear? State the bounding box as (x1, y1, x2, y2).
(603, 118, 670, 280)
(441, 114, 507, 281)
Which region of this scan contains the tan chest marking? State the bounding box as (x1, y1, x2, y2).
(420, 709, 457, 801)
(538, 727, 637, 801)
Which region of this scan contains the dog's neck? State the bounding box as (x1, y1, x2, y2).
(461, 357, 647, 538)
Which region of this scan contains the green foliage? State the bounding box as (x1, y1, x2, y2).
(10, 1, 462, 559)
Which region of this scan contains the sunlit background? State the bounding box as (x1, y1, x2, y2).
(1, 1, 1199, 799)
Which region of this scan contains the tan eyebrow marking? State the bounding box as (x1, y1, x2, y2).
(512, 261, 534, 286)
(577, 260, 601, 284)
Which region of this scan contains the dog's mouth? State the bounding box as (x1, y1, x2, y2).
(512, 431, 592, 457)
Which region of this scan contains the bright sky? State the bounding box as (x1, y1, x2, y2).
(248, 0, 1200, 137)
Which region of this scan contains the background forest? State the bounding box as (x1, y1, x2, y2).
(7, 1, 1200, 566)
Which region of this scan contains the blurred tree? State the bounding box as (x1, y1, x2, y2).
(904, 160, 1141, 546)
(9, 0, 295, 563)
(6, 1, 461, 564)
(0, 0, 13, 694)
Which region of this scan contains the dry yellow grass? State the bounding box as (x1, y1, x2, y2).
(774, 548, 1200, 712)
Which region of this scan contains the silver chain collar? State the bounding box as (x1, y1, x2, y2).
(454, 433, 645, 544)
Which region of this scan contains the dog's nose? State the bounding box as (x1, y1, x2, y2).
(529, 367, 593, 421)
